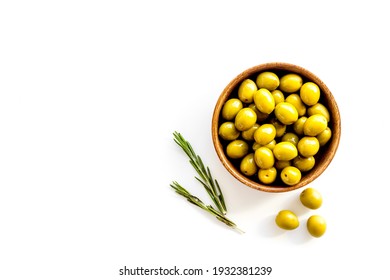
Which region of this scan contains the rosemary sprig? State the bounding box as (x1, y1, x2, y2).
(170, 181, 244, 233)
(173, 131, 227, 215)
(171, 132, 243, 233)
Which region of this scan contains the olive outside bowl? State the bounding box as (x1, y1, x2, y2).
(211, 62, 341, 193)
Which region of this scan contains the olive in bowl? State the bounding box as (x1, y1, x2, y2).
(211, 62, 341, 193)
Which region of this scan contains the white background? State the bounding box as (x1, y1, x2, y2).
(1, 1, 389, 279)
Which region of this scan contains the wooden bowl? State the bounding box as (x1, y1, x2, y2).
(211, 62, 341, 193)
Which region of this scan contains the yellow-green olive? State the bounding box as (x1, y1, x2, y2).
(293, 156, 315, 172)
(218, 122, 240, 141)
(316, 127, 332, 146)
(293, 116, 307, 135)
(285, 93, 306, 116)
(300, 187, 322, 209)
(275, 160, 291, 170)
(238, 79, 257, 103)
(254, 123, 276, 145)
(270, 118, 286, 137)
(297, 136, 320, 157)
(275, 102, 299, 125)
(254, 147, 275, 169)
(281, 132, 299, 146)
(252, 142, 261, 151)
(226, 140, 249, 159)
(273, 141, 298, 161)
(248, 103, 269, 122)
(300, 82, 320, 106)
(235, 108, 257, 131)
(307, 103, 330, 122)
(254, 88, 275, 114)
(303, 114, 328, 136)
(256, 72, 280, 91)
(241, 123, 260, 141)
(262, 139, 276, 150)
(258, 167, 277, 184)
(307, 215, 326, 237)
(281, 166, 301, 185)
(271, 90, 285, 105)
(240, 153, 258, 176)
(275, 210, 299, 230)
(222, 98, 243, 120)
(279, 73, 303, 93)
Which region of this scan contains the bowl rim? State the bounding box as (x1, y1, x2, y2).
(211, 62, 341, 193)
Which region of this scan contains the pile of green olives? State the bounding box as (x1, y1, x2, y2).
(218, 71, 332, 186)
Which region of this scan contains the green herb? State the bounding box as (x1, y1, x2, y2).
(171, 131, 244, 233)
(170, 181, 244, 233)
(173, 131, 226, 214)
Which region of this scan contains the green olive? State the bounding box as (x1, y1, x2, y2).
(252, 142, 261, 151)
(307, 103, 330, 122)
(240, 153, 258, 176)
(274, 102, 299, 125)
(238, 79, 257, 103)
(293, 156, 315, 172)
(253, 140, 276, 151)
(275, 160, 291, 170)
(226, 140, 249, 159)
(254, 88, 275, 114)
(270, 118, 286, 137)
(285, 93, 306, 116)
(297, 136, 320, 157)
(307, 215, 326, 237)
(281, 132, 299, 146)
(235, 108, 257, 131)
(275, 210, 299, 230)
(254, 147, 275, 169)
(248, 103, 269, 122)
(279, 73, 303, 93)
(300, 82, 320, 106)
(218, 122, 240, 140)
(222, 98, 243, 120)
(256, 72, 280, 91)
(300, 187, 322, 209)
(303, 114, 328, 136)
(241, 123, 260, 141)
(273, 141, 298, 161)
(281, 166, 301, 185)
(262, 139, 276, 150)
(316, 127, 332, 146)
(293, 116, 307, 135)
(258, 167, 277, 184)
(271, 90, 285, 105)
(254, 124, 276, 145)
